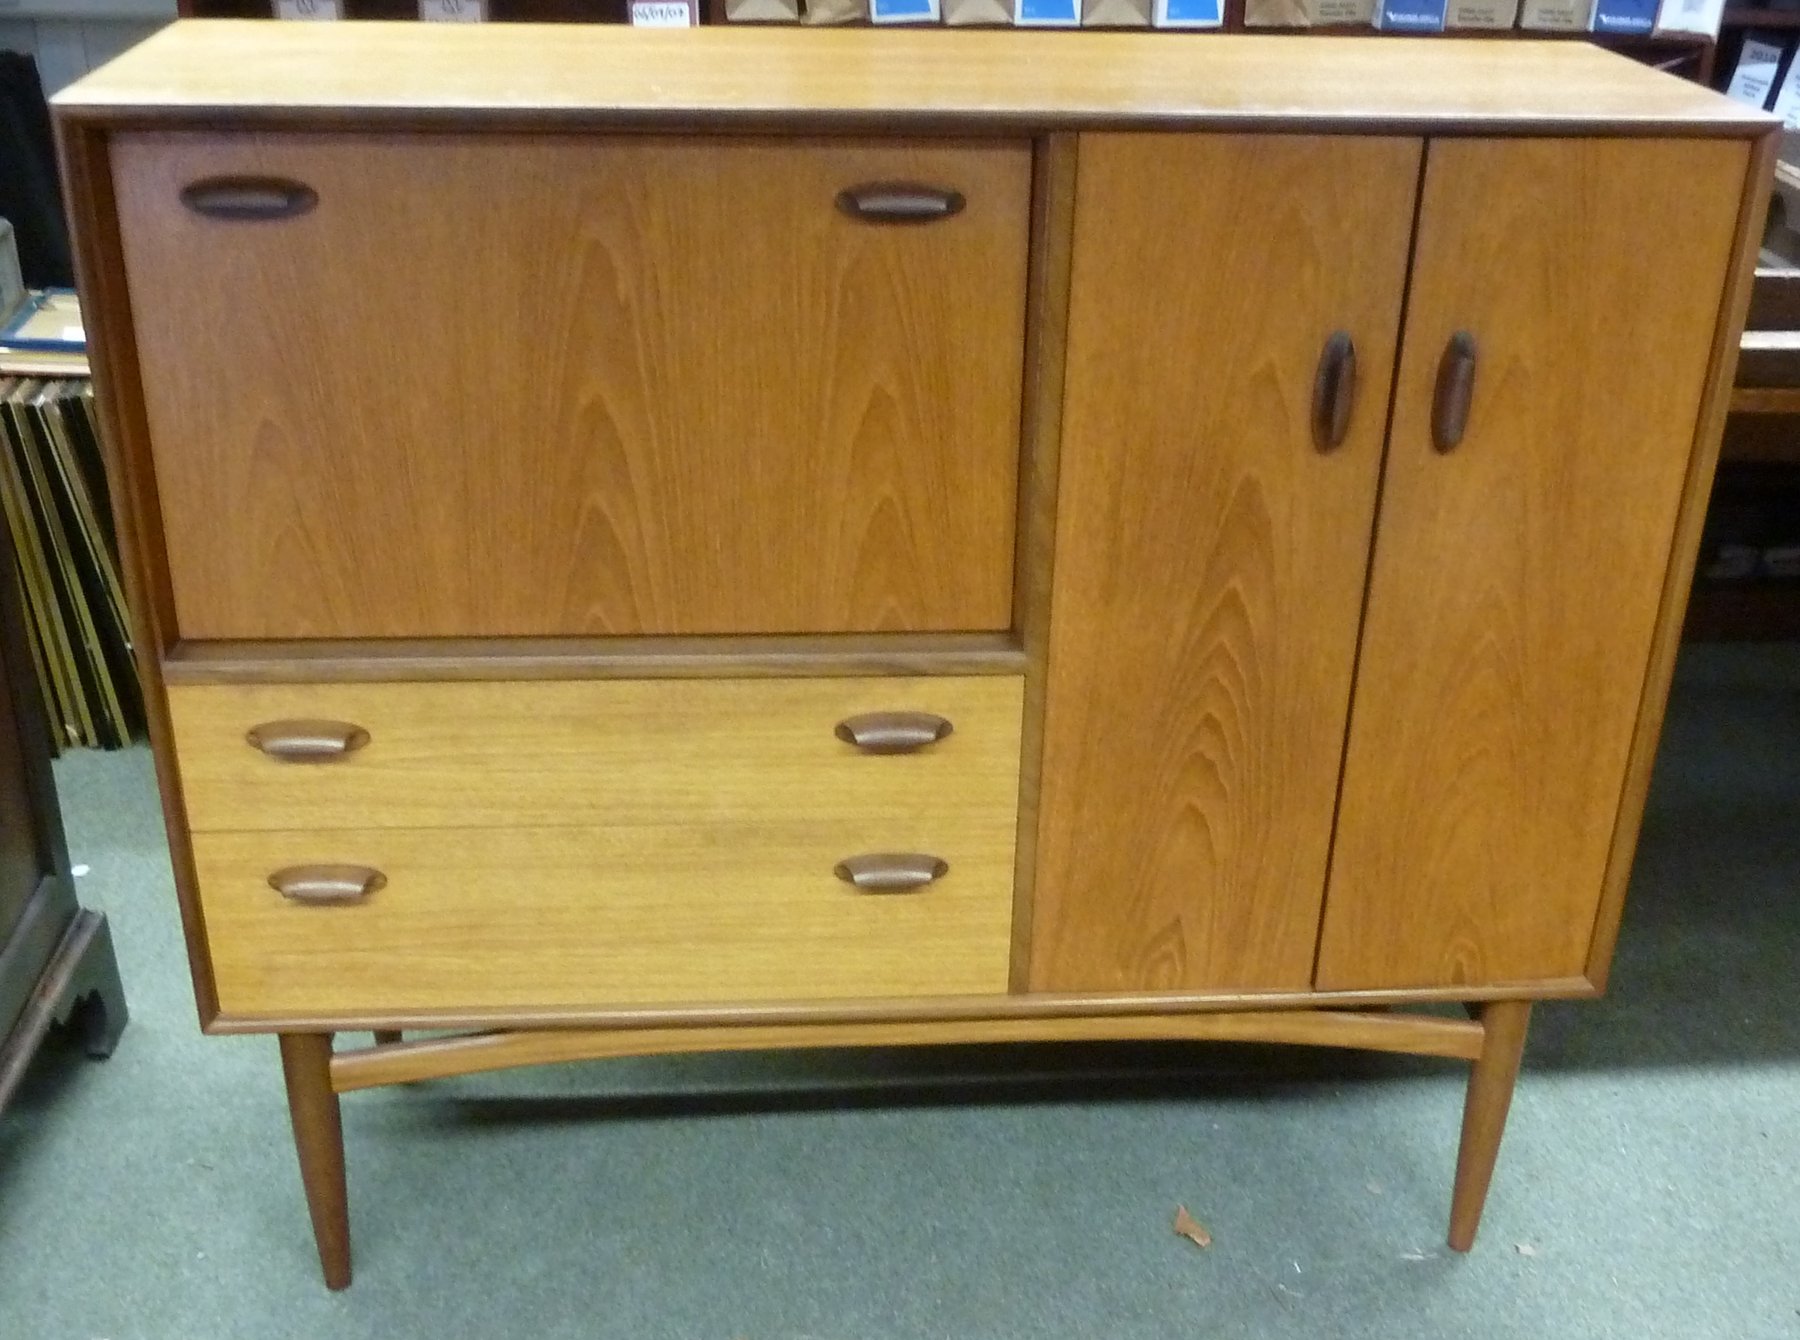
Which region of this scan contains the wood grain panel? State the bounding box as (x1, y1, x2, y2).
(1316, 137, 1750, 992)
(1028, 133, 1421, 994)
(170, 675, 1023, 833)
(1585, 131, 1773, 987)
(56, 24, 1765, 135)
(112, 133, 1030, 639)
(329, 1008, 1487, 1092)
(194, 818, 1016, 1012)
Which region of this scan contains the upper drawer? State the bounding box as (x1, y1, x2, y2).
(168, 675, 1024, 834)
(111, 133, 1032, 640)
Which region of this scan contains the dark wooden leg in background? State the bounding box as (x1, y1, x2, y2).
(61, 912, 127, 1058)
(1448, 999, 1532, 1251)
(279, 1032, 351, 1290)
(372, 1030, 401, 1046)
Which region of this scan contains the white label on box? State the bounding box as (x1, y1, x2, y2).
(632, 0, 696, 20)
(1774, 55, 1800, 126)
(1653, 0, 1722, 34)
(275, 0, 342, 18)
(871, 0, 939, 19)
(420, 0, 487, 19)
(1728, 36, 1785, 111)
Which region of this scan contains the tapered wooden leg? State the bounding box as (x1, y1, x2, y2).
(1448, 999, 1531, 1252)
(372, 1031, 402, 1046)
(279, 1033, 351, 1290)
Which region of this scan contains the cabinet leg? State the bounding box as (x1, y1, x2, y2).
(278, 1033, 351, 1290)
(1447, 999, 1531, 1252)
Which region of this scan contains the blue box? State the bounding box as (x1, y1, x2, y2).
(871, 0, 938, 21)
(1017, 0, 1080, 22)
(1154, 0, 1221, 25)
(1375, 0, 1447, 28)
(1589, 0, 1655, 31)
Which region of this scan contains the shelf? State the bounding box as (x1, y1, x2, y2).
(1721, 5, 1800, 27)
(1728, 386, 1800, 415)
(1685, 583, 1800, 640)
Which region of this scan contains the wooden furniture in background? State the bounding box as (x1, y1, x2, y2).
(0, 504, 126, 1115)
(55, 21, 1772, 1288)
(1687, 147, 1800, 640)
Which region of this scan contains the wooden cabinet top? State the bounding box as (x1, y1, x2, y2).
(57, 21, 1768, 136)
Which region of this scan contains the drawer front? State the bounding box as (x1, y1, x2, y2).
(113, 133, 1030, 640)
(196, 818, 1015, 1013)
(170, 676, 1023, 833)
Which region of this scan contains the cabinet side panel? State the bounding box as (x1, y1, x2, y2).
(1317, 137, 1750, 991)
(1030, 132, 1421, 993)
(1584, 131, 1775, 989)
(57, 122, 217, 1023)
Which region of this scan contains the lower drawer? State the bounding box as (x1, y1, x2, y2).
(196, 818, 1017, 1014)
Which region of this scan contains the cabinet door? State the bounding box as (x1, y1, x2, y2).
(1029, 134, 1421, 993)
(111, 134, 1031, 640)
(1316, 139, 1748, 991)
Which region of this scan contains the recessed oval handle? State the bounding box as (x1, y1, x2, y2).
(246, 719, 370, 763)
(268, 864, 386, 904)
(1311, 330, 1358, 454)
(181, 176, 318, 222)
(834, 711, 954, 754)
(833, 853, 948, 893)
(1432, 330, 1479, 454)
(835, 183, 966, 225)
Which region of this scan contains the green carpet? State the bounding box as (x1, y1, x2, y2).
(3, 644, 1797, 1339)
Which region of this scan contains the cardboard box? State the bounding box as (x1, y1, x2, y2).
(1519, 0, 1591, 27)
(1085, 0, 1151, 23)
(803, 0, 869, 22)
(728, 0, 801, 18)
(1445, 0, 1518, 26)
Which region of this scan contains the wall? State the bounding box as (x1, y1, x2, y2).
(0, 0, 175, 93)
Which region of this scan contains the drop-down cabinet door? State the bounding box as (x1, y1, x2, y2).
(1029, 134, 1420, 993)
(1316, 139, 1749, 992)
(111, 134, 1032, 640)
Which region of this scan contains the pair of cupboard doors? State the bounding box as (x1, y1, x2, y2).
(1034, 132, 1743, 997)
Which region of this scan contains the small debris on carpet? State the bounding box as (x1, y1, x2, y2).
(1173, 1205, 1212, 1250)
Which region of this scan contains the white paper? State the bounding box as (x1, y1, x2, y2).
(275, 0, 343, 18)
(1773, 53, 1800, 126)
(632, 0, 696, 21)
(1729, 36, 1786, 111)
(1652, 0, 1722, 35)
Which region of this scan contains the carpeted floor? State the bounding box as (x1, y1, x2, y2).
(2, 643, 1796, 1339)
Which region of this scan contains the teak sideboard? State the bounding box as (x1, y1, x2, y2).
(55, 21, 1772, 1289)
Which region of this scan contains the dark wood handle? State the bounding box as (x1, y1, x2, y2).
(834, 711, 954, 754)
(268, 865, 386, 904)
(246, 720, 370, 762)
(1311, 330, 1358, 453)
(181, 176, 318, 221)
(1432, 330, 1479, 453)
(835, 183, 966, 225)
(833, 853, 948, 893)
